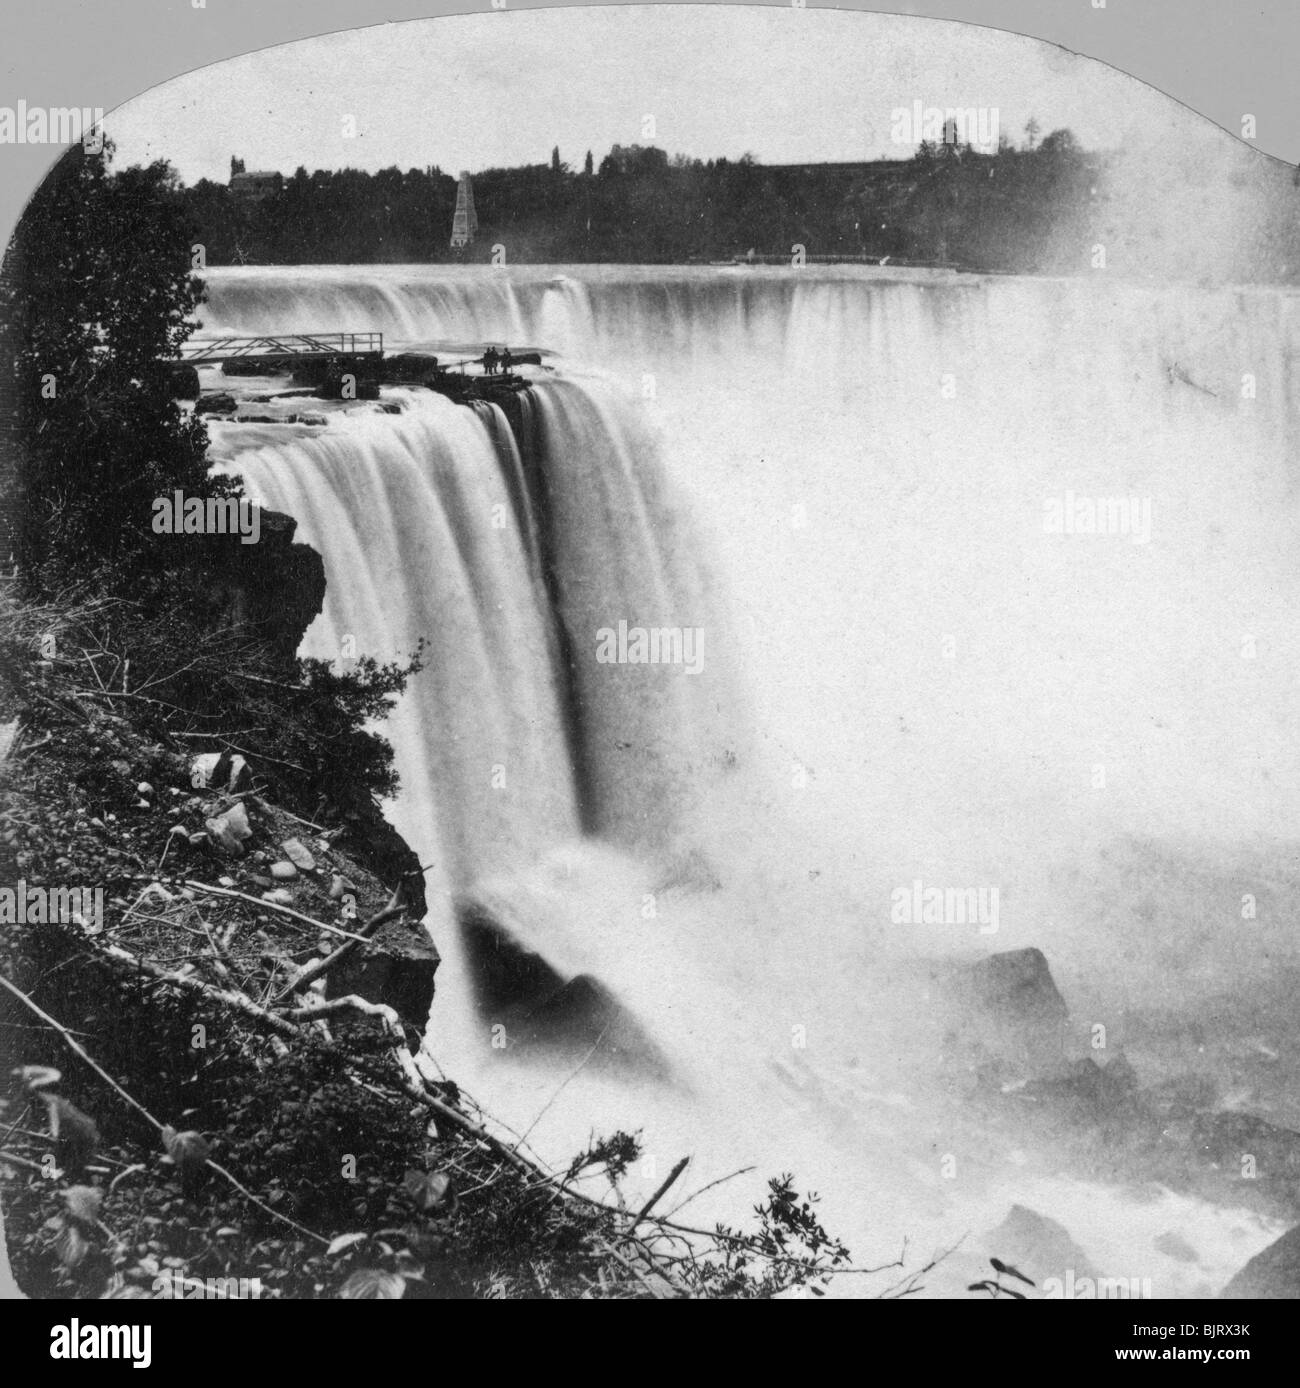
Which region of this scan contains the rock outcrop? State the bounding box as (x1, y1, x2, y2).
(201, 508, 326, 666)
(458, 898, 667, 1079)
(1219, 1224, 1300, 1298)
(985, 1203, 1104, 1286)
(940, 946, 1071, 1078)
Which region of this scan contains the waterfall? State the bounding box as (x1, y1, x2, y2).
(206, 265, 1300, 1293)
(206, 263, 1300, 1013)
(217, 375, 739, 1065)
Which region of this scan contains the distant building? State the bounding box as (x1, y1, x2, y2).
(450, 171, 477, 247)
(229, 166, 283, 201)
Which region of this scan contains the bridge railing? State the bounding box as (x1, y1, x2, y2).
(178, 332, 384, 363)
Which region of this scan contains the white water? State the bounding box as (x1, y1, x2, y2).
(207, 265, 1300, 1295)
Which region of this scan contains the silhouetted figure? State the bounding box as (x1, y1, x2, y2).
(483, 346, 498, 374)
(500, 347, 513, 374)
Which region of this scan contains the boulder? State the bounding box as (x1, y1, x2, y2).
(964, 948, 1069, 1028)
(327, 917, 439, 1031)
(1220, 1224, 1300, 1298)
(1153, 1231, 1199, 1264)
(1190, 1111, 1300, 1184)
(194, 392, 237, 416)
(944, 947, 1070, 1077)
(985, 1204, 1104, 1287)
(199, 509, 326, 666)
(204, 801, 252, 854)
(281, 837, 316, 873)
(457, 897, 668, 1079)
(219, 357, 273, 377)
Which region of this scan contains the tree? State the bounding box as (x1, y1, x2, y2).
(1039, 128, 1081, 159)
(3, 142, 229, 587)
(584, 149, 593, 178)
(1024, 117, 1041, 151)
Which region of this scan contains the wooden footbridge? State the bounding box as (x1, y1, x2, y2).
(170, 330, 543, 405)
(178, 332, 385, 368)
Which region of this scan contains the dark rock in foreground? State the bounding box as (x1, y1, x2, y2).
(1219, 1224, 1300, 1298)
(985, 1203, 1104, 1286)
(458, 897, 669, 1080)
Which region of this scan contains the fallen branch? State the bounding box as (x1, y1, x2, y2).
(100, 942, 301, 1041)
(0, 974, 159, 1130)
(183, 879, 372, 943)
(629, 1156, 690, 1231)
(14, 917, 907, 1288)
(0, 1150, 46, 1174)
(276, 903, 409, 1001)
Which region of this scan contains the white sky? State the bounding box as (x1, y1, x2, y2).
(103, 6, 1193, 182)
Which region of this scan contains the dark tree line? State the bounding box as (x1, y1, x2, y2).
(176, 133, 1110, 272)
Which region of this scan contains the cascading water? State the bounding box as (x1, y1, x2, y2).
(204, 265, 1300, 1296)
(213, 371, 741, 1071)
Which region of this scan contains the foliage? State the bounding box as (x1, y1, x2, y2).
(3, 141, 230, 585)
(695, 1175, 852, 1298)
(0, 583, 420, 821)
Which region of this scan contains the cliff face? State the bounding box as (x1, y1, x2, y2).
(203, 508, 326, 667)
(203, 510, 432, 962)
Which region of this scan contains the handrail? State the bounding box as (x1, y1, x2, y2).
(176, 332, 385, 363)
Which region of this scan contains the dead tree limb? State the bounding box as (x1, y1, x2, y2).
(183, 879, 372, 943)
(276, 904, 408, 1001)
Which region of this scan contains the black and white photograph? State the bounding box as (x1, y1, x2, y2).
(1, 0, 1298, 1331)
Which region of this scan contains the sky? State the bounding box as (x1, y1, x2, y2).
(102, 6, 1195, 182)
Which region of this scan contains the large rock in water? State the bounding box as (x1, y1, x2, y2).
(1219, 1225, 1300, 1298)
(457, 898, 669, 1080)
(944, 947, 1070, 1077)
(964, 948, 1069, 1028)
(985, 1204, 1104, 1287)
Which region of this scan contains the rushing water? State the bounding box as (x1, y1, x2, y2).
(206, 265, 1300, 1296)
